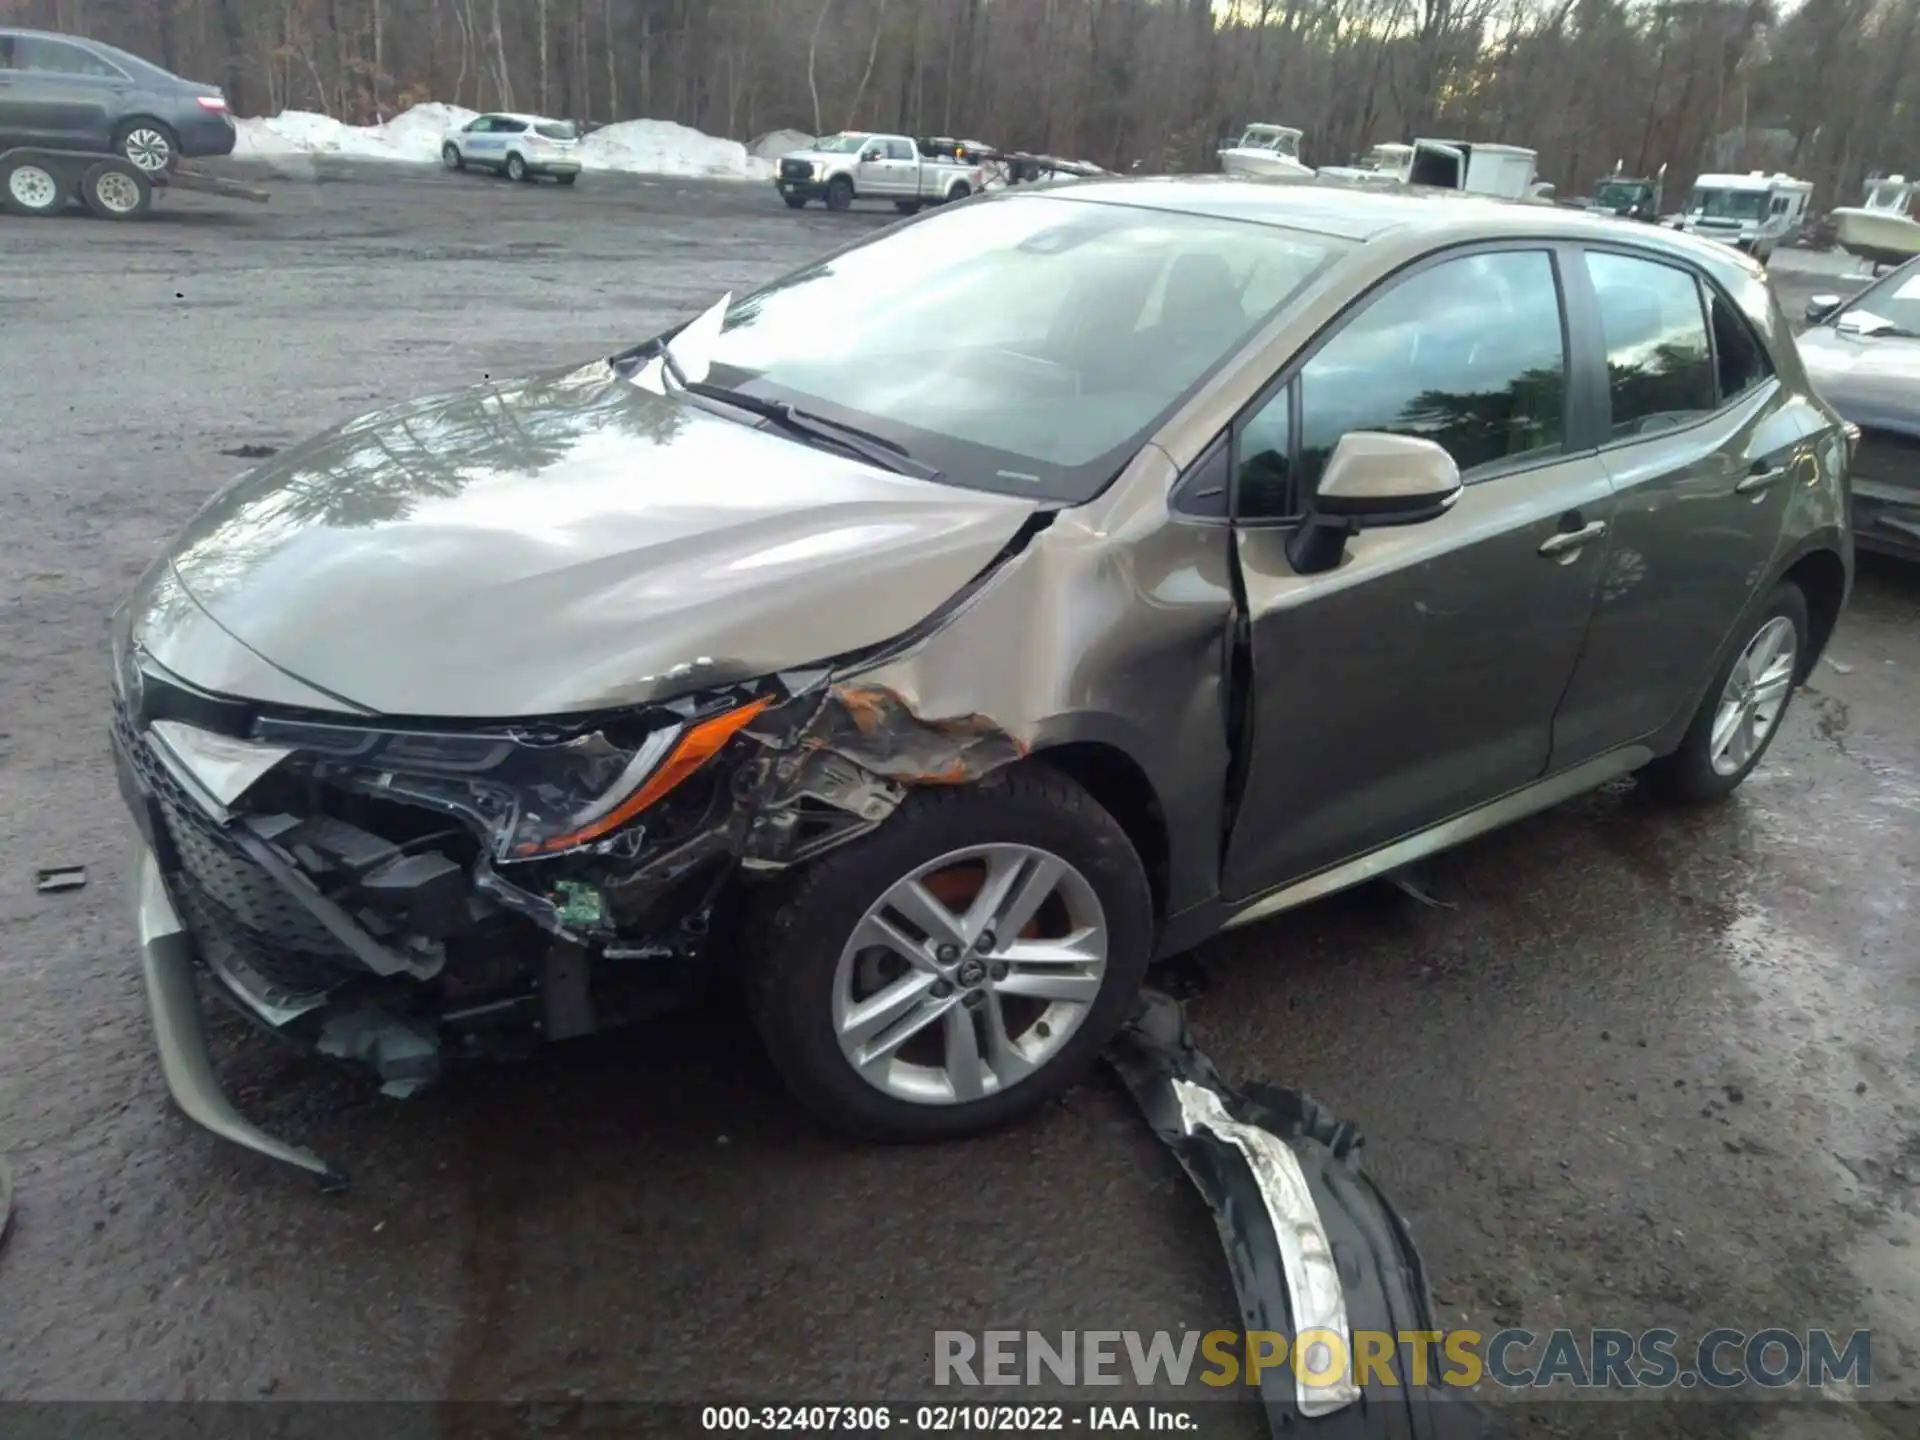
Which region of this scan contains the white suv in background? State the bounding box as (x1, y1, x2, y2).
(442, 112, 582, 185)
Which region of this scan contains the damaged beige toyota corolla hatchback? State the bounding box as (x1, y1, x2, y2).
(113, 179, 1854, 1184)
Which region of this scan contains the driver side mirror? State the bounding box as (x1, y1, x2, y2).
(1286, 432, 1462, 574)
(861, 149, 883, 163)
(1805, 293, 1842, 324)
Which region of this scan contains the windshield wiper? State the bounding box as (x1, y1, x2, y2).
(681, 381, 944, 481)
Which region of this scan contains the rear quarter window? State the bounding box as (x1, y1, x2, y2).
(1583, 251, 1716, 437)
(536, 121, 578, 140)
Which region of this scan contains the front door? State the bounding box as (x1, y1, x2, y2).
(857, 142, 898, 196)
(1547, 248, 1803, 766)
(1222, 246, 1612, 897)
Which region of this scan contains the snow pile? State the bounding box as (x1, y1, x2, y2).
(749, 128, 815, 161)
(234, 102, 476, 164)
(579, 119, 772, 180)
(233, 102, 772, 180)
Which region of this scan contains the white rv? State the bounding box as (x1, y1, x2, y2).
(1673, 171, 1814, 261)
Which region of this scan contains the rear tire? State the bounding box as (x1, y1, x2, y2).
(945, 181, 972, 203)
(114, 118, 178, 175)
(893, 199, 921, 215)
(746, 764, 1153, 1143)
(825, 175, 853, 212)
(1641, 580, 1808, 804)
(0, 156, 69, 217)
(556, 172, 578, 186)
(79, 160, 150, 220)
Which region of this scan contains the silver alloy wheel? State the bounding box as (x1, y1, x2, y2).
(831, 843, 1110, 1105)
(1710, 614, 1798, 776)
(442, 144, 461, 170)
(92, 170, 143, 214)
(122, 127, 173, 173)
(7, 164, 58, 210)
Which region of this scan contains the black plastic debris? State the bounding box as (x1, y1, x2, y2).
(219, 443, 279, 459)
(35, 866, 87, 894)
(0, 1151, 13, 1255)
(1107, 989, 1507, 1439)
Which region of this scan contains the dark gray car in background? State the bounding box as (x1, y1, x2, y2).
(1798, 256, 1920, 560)
(0, 28, 234, 173)
(108, 180, 1854, 1184)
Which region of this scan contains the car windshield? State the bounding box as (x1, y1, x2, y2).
(1689, 187, 1766, 220)
(689, 195, 1346, 502)
(1838, 260, 1920, 334)
(810, 133, 872, 154)
(1593, 181, 1649, 208)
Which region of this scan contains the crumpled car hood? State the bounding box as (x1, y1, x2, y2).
(146, 360, 1038, 718)
(1797, 326, 1920, 436)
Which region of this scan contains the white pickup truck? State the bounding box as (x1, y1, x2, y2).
(775, 132, 984, 214)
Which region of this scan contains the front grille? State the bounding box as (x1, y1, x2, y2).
(1852, 428, 1920, 488)
(114, 699, 363, 998)
(779, 158, 812, 181)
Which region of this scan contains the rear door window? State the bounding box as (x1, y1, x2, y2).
(885, 139, 913, 161)
(1583, 251, 1716, 436)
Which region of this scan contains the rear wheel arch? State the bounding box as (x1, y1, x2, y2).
(1780, 547, 1847, 678)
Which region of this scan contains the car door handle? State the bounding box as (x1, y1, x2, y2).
(1538, 520, 1607, 556)
(1735, 465, 1787, 494)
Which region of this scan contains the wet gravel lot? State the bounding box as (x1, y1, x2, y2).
(1, 164, 1916, 1435)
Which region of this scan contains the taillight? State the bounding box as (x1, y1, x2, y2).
(197, 95, 228, 112)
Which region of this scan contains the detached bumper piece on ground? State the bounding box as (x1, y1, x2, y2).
(1108, 991, 1505, 1440)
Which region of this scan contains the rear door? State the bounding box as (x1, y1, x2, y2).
(882, 137, 921, 195)
(1220, 244, 1614, 896)
(13, 36, 124, 146)
(1547, 247, 1806, 766)
(0, 33, 39, 145)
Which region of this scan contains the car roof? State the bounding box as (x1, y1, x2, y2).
(483, 111, 567, 124)
(1035, 175, 1762, 265)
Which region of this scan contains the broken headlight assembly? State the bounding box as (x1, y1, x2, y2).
(251, 693, 773, 862)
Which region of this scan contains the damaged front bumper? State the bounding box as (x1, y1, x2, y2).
(110, 621, 1034, 1182)
(132, 842, 346, 1189)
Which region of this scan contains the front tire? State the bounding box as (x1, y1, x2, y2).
(506, 152, 530, 182)
(442, 143, 465, 172)
(1641, 580, 1808, 804)
(825, 175, 854, 212)
(747, 765, 1153, 1143)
